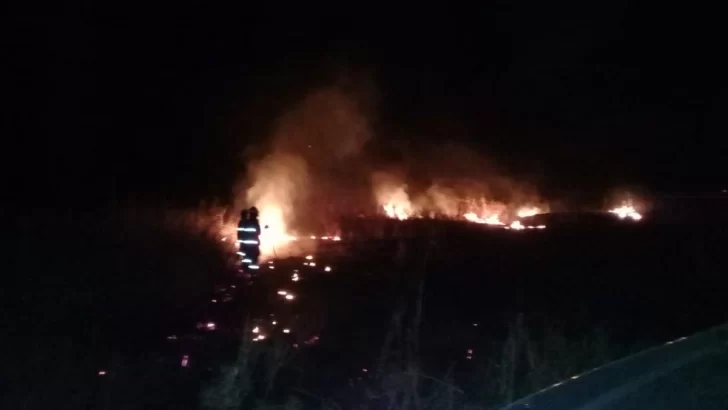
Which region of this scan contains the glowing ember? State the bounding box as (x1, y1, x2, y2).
(285, 294, 295, 300)
(206, 322, 216, 330)
(252, 326, 259, 334)
(98, 370, 106, 376)
(609, 203, 642, 221)
(283, 328, 291, 334)
(517, 206, 541, 218)
(324, 266, 331, 272)
(463, 212, 504, 225)
(305, 255, 313, 260)
(277, 290, 288, 295)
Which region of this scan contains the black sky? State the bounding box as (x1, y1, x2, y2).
(5, 3, 725, 209)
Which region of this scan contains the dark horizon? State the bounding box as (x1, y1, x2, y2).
(5, 4, 725, 209)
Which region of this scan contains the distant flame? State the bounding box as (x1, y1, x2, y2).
(509, 220, 525, 230)
(463, 212, 504, 225)
(608, 203, 642, 221)
(516, 206, 541, 218)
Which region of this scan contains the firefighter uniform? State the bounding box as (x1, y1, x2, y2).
(237, 207, 261, 272)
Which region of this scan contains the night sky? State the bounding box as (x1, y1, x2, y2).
(6, 3, 725, 210)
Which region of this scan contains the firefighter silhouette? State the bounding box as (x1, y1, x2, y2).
(237, 207, 261, 272)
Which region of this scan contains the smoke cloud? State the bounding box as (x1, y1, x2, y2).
(273, 87, 373, 160)
(369, 144, 549, 224)
(236, 73, 556, 256)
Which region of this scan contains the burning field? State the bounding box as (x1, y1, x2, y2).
(220, 84, 647, 260)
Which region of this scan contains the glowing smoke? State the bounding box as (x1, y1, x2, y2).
(370, 169, 548, 225)
(237, 83, 375, 258)
(372, 172, 413, 220)
(516, 206, 542, 218)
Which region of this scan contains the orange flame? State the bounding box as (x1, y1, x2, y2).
(373, 173, 413, 220)
(463, 212, 505, 225)
(383, 202, 412, 220)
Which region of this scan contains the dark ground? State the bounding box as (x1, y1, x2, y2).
(2, 208, 727, 408)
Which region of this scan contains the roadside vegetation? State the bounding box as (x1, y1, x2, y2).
(200, 286, 628, 410)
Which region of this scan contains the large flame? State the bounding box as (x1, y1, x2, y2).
(245, 153, 309, 259)
(383, 202, 412, 220)
(372, 172, 413, 220)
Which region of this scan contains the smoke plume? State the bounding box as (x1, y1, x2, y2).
(237, 81, 375, 257)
